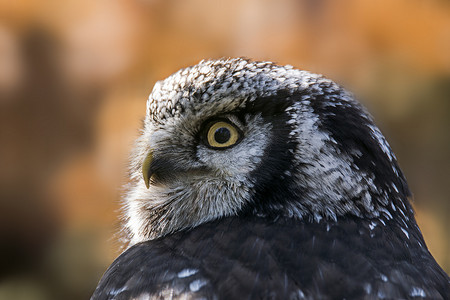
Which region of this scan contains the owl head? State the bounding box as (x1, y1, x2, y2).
(124, 58, 412, 244)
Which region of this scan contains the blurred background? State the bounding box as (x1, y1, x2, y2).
(0, 0, 449, 299)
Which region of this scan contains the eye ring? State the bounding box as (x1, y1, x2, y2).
(204, 120, 242, 149)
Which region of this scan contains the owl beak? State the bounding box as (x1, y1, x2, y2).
(142, 150, 153, 189)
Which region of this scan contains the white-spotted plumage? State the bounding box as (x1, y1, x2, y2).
(177, 269, 199, 278)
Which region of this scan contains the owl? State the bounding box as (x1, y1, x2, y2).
(92, 58, 449, 299)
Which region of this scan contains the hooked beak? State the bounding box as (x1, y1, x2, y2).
(142, 150, 206, 188)
(142, 150, 153, 189)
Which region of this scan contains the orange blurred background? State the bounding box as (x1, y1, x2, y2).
(0, 0, 449, 299)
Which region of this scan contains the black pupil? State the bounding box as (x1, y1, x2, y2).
(214, 127, 231, 144)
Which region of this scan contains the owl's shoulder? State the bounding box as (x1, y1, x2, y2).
(92, 217, 449, 299)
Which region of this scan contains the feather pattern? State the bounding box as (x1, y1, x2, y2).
(92, 216, 449, 299)
(92, 58, 449, 299)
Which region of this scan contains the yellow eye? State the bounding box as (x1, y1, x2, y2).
(206, 121, 241, 149)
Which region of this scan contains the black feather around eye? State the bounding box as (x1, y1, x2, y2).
(241, 92, 300, 216)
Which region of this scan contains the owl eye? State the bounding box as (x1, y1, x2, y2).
(205, 120, 241, 149)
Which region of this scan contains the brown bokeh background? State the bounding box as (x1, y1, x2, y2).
(0, 0, 449, 299)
